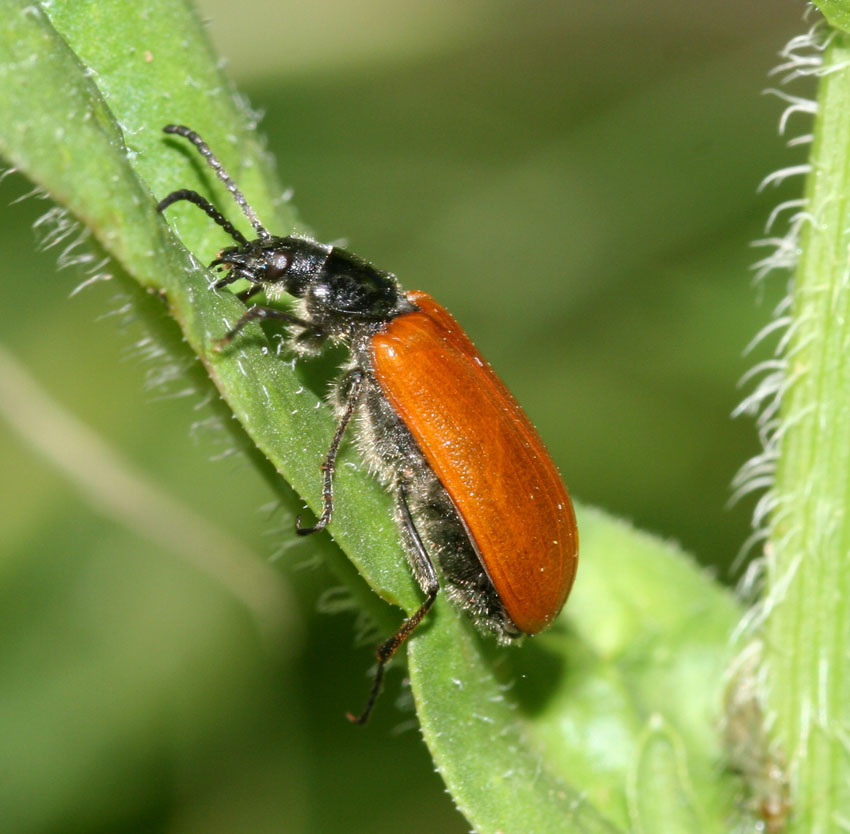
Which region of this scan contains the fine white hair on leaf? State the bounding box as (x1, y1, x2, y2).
(57, 236, 96, 272)
(28, 202, 204, 415)
(11, 184, 47, 205)
(316, 584, 359, 616)
(69, 257, 112, 297)
(31, 208, 114, 291)
(315, 584, 382, 647)
(9, 174, 310, 584)
(33, 205, 79, 251)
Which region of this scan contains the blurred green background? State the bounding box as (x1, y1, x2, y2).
(0, 2, 807, 832)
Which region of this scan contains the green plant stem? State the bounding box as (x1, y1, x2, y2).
(765, 31, 850, 833)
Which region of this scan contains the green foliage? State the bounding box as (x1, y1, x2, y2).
(411, 507, 740, 833)
(0, 0, 418, 617)
(0, 0, 827, 832)
(810, 0, 850, 33)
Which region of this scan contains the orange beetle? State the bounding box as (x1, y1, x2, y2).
(158, 125, 578, 723)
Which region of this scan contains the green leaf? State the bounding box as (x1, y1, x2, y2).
(410, 506, 741, 833)
(811, 0, 850, 34)
(627, 716, 703, 834)
(0, 2, 746, 832)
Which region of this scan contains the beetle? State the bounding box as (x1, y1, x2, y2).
(157, 124, 579, 723)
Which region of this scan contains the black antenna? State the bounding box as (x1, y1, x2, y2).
(162, 124, 270, 240)
(156, 188, 249, 246)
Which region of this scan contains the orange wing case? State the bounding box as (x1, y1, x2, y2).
(370, 290, 578, 633)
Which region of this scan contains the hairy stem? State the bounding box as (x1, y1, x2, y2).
(765, 30, 850, 833)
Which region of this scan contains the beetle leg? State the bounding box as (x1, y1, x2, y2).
(296, 370, 365, 536)
(214, 305, 313, 351)
(347, 481, 440, 725)
(234, 284, 263, 304)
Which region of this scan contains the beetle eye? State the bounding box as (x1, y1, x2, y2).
(265, 250, 291, 280)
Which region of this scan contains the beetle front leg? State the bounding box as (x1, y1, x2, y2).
(234, 284, 264, 304)
(213, 304, 314, 351)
